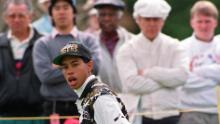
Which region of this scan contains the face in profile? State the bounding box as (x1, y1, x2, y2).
(190, 14, 217, 42)
(61, 56, 93, 89)
(137, 17, 164, 41)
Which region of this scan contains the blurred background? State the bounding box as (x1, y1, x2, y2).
(0, 0, 219, 40)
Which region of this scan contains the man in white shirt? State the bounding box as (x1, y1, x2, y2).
(179, 1, 219, 124)
(53, 42, 130, 124)
(116, 0, 188, 124)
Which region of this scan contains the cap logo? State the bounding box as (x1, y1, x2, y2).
(61, 43, 78, 54)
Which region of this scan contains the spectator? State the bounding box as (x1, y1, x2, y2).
(116, 0, 188, 124)
(53, 42, 130, 124)
(32, 0, 52, 35)
(179, 1, 219, 124)
(33, 0, 101, 123)
(32, 0, 76, 35)
(84, 8, 100, 37)
(0, 0, 44, 123)
(94, 0, 134, 93)
(83, 0, 97, 10)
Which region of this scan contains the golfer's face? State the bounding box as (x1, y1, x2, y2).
(61, 56, 93, 89)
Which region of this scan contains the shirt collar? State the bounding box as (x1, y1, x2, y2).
(74, 75, 96, 98)
(141, 32, 162, 43)
(51, 26, 78, 39)
(7, 25, 34, 43)
(192, 33, 215, 43)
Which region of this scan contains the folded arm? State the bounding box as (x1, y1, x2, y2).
(116, 45, 162, 94)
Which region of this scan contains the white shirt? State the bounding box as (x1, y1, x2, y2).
(116, 33, 188, 119)
(181, 34, 216, 60)
(7, 27, 34, 60)
(75, 75, 130, 124)
(180, 34, 220, 113)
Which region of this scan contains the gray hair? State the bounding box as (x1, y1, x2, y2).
(3, 0, 33, 14)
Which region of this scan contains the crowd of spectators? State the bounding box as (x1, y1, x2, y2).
(0, 0, 219, 124)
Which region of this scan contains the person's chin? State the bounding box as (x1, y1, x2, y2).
(68, 81, 78, 89)
(72, 85, 80, 90)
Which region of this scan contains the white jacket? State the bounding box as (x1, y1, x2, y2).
(98, 26, 134, 93)
(116, 33, 188, 120)
(180, 35, 220, 113)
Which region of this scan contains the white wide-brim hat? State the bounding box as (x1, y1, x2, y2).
(133, 0, 171, 20)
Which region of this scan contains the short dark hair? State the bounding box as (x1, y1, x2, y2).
(49, 0, 77, 26)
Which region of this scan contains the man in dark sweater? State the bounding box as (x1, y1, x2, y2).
(0, 0, 44, 123)
(33, 0, 101, 123)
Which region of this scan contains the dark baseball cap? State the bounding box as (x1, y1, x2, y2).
(49, 0, 77, 16)
(53, 42, 92, 65)
(94, 0, 125, 10)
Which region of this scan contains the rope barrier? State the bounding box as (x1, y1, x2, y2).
(131, 108, 217, 116)
(0, 86, 219, 121)
(0, 108, 217, 120)
(0, 116, 79, 121)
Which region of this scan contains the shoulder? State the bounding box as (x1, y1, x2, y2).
(0, 33, 7, 40)
(159, 33, 181, 48)
(33, 34, 54, 52)
(77, 31, 99, 47)
(92, 82, 114, 94)
(32, 28, 43, 39)
(94, 95, 118, 107)
(180, 36, 193, 47)
(0, 33, 4, 37)
(117, 26, 135, 39)
(159, 34, 187, 54)
(161, 33, 179, 44)
(35, 34, 53, 45)
(117, 33, 141, 56)
(78, 31, 96, 41)
(0, 33, 8, 47)
(82, 82, 115, 106)
(212, 38, 220, 54)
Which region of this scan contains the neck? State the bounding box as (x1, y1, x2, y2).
(101, 30, 117, 37)
(143, 32, 159, 42)
(56, 24, 74, 35)
(12, 27, 30, 41)
(195, 35, 213, 43)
